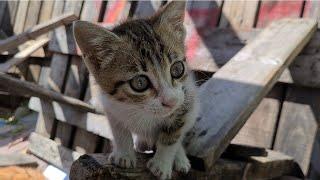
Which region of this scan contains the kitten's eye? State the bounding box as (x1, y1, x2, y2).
(129, 75, 150, 92)
(170, 61, 185, 79)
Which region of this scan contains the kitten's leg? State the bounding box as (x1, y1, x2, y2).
(147, 131, 181, 180)
(134, 135, 155, 153)
(107, 115, 136, 168)
(173, 143, 190, 173)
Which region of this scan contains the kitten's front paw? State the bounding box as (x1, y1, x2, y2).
(147, 158, 172, 180)
(108, 152, 137, 168)
(174, 152, 191, 174)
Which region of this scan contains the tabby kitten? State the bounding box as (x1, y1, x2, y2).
(73, 1, 198, 179)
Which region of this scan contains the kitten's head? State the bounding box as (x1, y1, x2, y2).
(74, 1, 192, 118)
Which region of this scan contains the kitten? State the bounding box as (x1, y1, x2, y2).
(73, 1, 198, 179)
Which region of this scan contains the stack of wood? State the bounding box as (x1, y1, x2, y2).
(0, 1, 320, 179)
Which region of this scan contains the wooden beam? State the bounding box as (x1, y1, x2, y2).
(28, 132, 82, 172)
(0, 13, 77, 54)
(0, 72, 101, 114)
(69, 150, 300, 179)
(184, 19, 317, 169)
(0, 38, 49, 72)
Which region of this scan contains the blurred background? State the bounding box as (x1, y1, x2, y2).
(0, 0, 319, 179)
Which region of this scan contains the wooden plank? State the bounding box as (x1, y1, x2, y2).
(0, 1, 19, 38)
(256, 1, 304, 28)
(0, 38, 49, 72)
(80, 0, 103, 22)
(133, 0, 162, 18)
(0, 2, 7, 28)
(232, 84, 284, 148)
(219, 0, 259, 30)
(0, 13, 77, 54)
(55, 56, 87, 148)
(274, 86, 319, 175)
(0, 72, 100, 114)
(29, 97, 113, 140)
(185, 1, 222, 70)
(103, 1, 131, 25)
(23, 1, 41, 31)
(72, 129, 99, 154)
(28, 132, 82, 172)
(0, 154, 38, 167)
(69, 150, 299, 179)
(48, 0, 83, 55)
(13, 0, 29, 34)
(184, 19, 317, 169)
(38, 1, 55, 24)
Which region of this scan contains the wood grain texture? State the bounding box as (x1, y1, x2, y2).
(274, 86, 319, 175)
(232, 84, 284, 148)
(28, 132, 82, 172)
(48, 0, 83, 54)
(69, 150, 299, 180)
(0, 13, 77, 54)
(219, 0, 259, 30)
(184, 19, 317, 169)
(38, 1, 55, 24)
(0, 38, 49, 72)
(13, 0, 29, 34)
(23, 1, 41, 31)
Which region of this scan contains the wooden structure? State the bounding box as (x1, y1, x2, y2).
(0, 0, 320, 179)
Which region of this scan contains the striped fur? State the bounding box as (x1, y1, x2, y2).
(74, 2, 198, 179)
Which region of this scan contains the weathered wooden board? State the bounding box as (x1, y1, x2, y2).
(133, 0, 162, 18)
(184, 19, 317, 169)
(0, 38, 49, 72)
(23, 1, 41, 31)
(256, 1, 304, 28)
(0, 154, 38, 167)
(0, 1, 19, 38)
(48, 0, 83, 54)
(29, 97, 113, 140)
(103, 0, 131, 25)
(274, 86, 319, 175)
(0, 2, 7, 29)
(80, 0, 103, 22)
(69, 150, 299, 180)
(28, 132, 82, 172)
(38, 1, 55, 24)
(219, 0, 259, 30)
(0, 13, 77, 54)
(232, 84, 284, 148)
(13, 0, 29, 34)
(55, 56, 86, 148)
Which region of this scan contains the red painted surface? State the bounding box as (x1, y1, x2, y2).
(185, 5, 221, 62)
(103, 1, 128, 24)
(257, 1, 304, 28)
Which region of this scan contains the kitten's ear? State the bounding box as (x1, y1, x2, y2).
(154, 1, 186, 28)
(73, 21, 121, 71)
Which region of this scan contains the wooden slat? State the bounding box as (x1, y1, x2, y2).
(184, 19, 317, 169)
(0, 2, 7, 28)
(80, 0, 103, 22)
(274, 86, 319, 175)
(103, 0, 131, 25)
(256, 0, 304, 28)
(13, 0, 29, 34)
(28, 132, 82, 172)
(38, 1, 55, 24)
(232, 84, 284, 148)
(0, 72, 99, 114)
(0, 38, 49, 72)
(23, 1, 41, 31)
(48, 0, 83, 55)
(0, 1, 19, 38)
(29, 97, 113, 140)
(219, 0, 259, 30)
(0, 154, 38, 167)
(69, 150, 299, 179)
(7, 1, 19, 26)
(133, 0, 162, 18)
(0, 13, 77, 54)
(55, 56, 87, 148)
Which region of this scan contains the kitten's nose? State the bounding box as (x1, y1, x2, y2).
(161, 98, 177, 108)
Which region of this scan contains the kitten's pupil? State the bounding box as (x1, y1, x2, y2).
(170, 61, 185, 79)
(130, 75, 150, 92)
